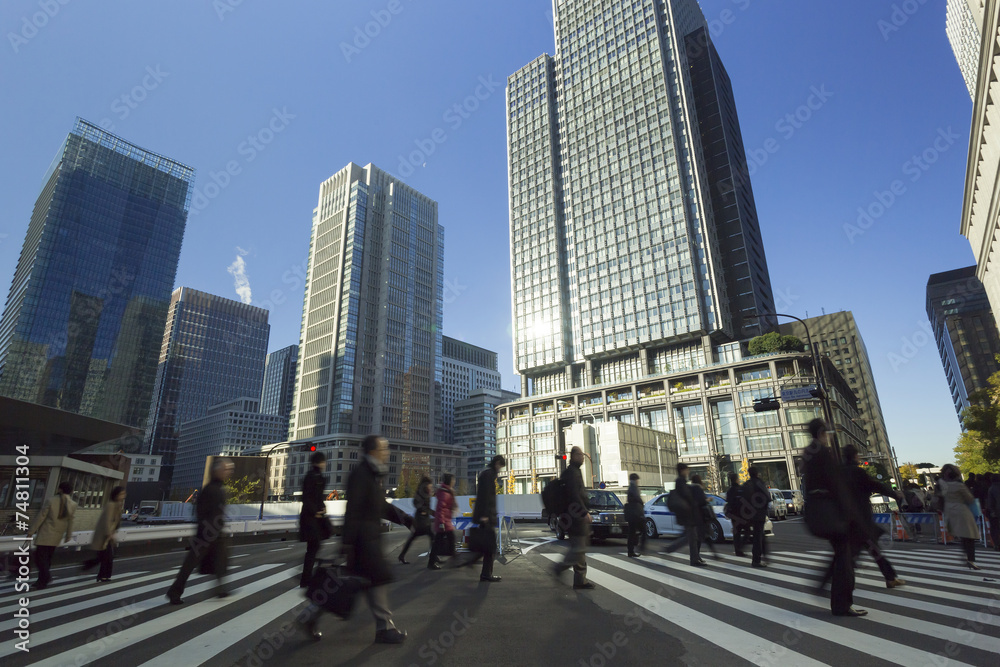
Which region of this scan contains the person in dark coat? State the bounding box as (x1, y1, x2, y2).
(740, 467, 770, 568)
(626, 473, 644, 558)
(662, 463, 705, 566)
(987, 473, 1000, 552)
(724, 473, 747, 557)
(802, 419, 867, 617)
(299, 451, 329, 587)
(166, 458, 233, 604)
(398, 476, 433, 564)
(553, 446, 594, 589)
(689, 474, 719, 560)
(457, 455, 506, 580)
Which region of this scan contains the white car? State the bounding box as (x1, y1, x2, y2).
(768, 489, 788, 521)
(643, 492, 774, 543)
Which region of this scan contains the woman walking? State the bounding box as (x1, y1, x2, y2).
(939, 464, 981, 569)
(428, 474, 458, 570)
(399, 477, 433, 564)
(81, 486, 125, 582)
(28, 481, 77, 590)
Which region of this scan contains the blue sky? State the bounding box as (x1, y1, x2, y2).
(0, 1, 974, 466)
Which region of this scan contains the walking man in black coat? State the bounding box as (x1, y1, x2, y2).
(662, 463, 705, 566)
(741, 467, 770, 568)
(553, 446, 594, 589)
(626, 473, 644, 558)
(299, 451, 329, 588)
(469, 455, 505, 581)
(398, 476, 433, 564)
(724, 473, 747, 557)
(166, 457, 233, 604)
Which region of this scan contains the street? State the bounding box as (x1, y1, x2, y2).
(2, 519, 998, 666)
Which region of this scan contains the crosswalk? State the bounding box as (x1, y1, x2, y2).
(1, 545, 997, 666)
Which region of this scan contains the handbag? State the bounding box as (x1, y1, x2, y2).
(468, 526, 496, 555)
(434, 529, 456, 556)
(804, 492, 848, 540)
(319, 515, 334, 541)
(305, 564, 368, 619)
(968, 499, 983, 521)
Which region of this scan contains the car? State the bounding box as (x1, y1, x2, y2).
(548, 489, 629, 541)
(777, 489, 804, 515)
(642, 491, 774, 543)
(870, 494, 899, 514)
(767, 489, 788, 521)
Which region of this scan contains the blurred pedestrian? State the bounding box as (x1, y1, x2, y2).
(398, 476, 433, 565)
(166, 457, 234, 604)
(725, 473, 747, 557)
(466, 455, 506, 581)
(802, 419, 867, 617)
(940, 464, 981, 569)
(626, 472, 645, 558)
(81, 486, 125, 582)
(29, 481, 77, 590)
(662, 463, 705, 566)
(299, 451, 331, 587)
(740, 467, 770, 568)
(553, 446, 594, 588)
(987, 473, 1000, 551)
(690, 474, 719, 560)
(428, 473, 458, 570)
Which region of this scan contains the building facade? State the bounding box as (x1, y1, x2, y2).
(289, 163, 444, 445)
(455, 387, 519, 490)
(143, 287, 270, 483)
(496, 348, 864, 494)
(926, 266, 1000, 422)
(442, 336, 502, 444)
(0, 118, 193, 429)
(506, 0, 775, 401)
(776, 312, 893, 470)
(562, 421, 678, 492)
(947, 0, 985, 98)
(172, 397, 287, 495)
(122, 453, 162, 483)
(260, 344, 298, 434)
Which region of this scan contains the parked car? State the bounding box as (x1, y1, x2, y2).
(870, 494, 900, 514)
(768, 489, 788, 521)
(548, 489, 629, 541)
(642, 491, 774, 543)
(777, 489, 804, 515)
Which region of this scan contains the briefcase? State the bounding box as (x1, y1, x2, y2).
(305, 565, 368, 619)
(468, 526, 496, 555)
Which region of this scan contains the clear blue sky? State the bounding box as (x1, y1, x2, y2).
(0, 1, 974, 466)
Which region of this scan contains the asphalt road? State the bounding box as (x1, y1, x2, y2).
(2, 517, 999, 666)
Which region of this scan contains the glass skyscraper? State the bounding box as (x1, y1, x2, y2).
(144, 287, 270, 481)
(260, 344, 298, 430)
(0, 118, 193, 428)
(507, 0, 774, 397)
(290, 163, 444, 444)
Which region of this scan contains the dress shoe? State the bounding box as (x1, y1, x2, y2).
(833, 607, 868, 617)
(573, 582, 596, 590)
(398, 557, 410, 565)
(691, 561, 708, 567)
(427, 563, 441, 570)
(734, 552, 747, 558)
(480, 575, 502, 582)
(967, 561, 982, 571)
(374, 628, 407, 644)
(299, 617, 322, 641)
(627, 553, 641, 558)
(166, 594, 183, 605)
(885, 578, 906, 589)
(751, 562, 767, 568)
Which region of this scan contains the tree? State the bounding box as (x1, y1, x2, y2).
(954, 361, 1000, 471)
(955, 431, 994, 475)
(224, 476, 262, 504)
(898, 463, 918, 482)
(455, 479, 469, 496)
(396, 468, 418, 499)
(860, 461, 890, 485)
(738, 458, 750, 484)
(747, 332, 804, 355)
(914, 463, 936, 469)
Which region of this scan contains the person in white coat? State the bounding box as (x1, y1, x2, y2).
(28, 481, 77, 589)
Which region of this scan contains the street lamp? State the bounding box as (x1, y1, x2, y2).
(752, 312, 842, 463)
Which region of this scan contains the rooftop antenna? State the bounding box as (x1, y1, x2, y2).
(821, 307, 826, 315)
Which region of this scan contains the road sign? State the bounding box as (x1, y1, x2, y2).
(780, 386, 818, 402)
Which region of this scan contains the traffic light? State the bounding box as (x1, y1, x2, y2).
(753, 398, 781, 412)
(809, 388, 826, 399)
(309, 445, 317, 452)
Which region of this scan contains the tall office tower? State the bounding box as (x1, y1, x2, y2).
(777, 312, 893, 466)
(947, 0, 985, 97)
(144, 287, 270, 482)
(456, 387, 520, 490)
(0, 118, 193, 428)
(260, 344, 298, 433)
(926, 267, 1000, 423)
(507, 0, 774, 399)
(441, 336, 502, 443)
(289, 163, 444, 443)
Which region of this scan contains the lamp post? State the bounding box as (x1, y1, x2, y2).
(258, 443, 281, 521)
(753, 312, 842, 463)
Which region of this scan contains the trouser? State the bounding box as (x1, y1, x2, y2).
(749, 520, 766, 564)
(301, 538, 320, 587)
(366, 584, 395, 631)
(822, 537, 897, 586)
(400, 526, 431, 560)
(627, 517, 645, 555)
(664, 526, 701, 564)
(34, 545, 56, 587)
(829, 536, 855, 614)
(479, 548, 495, 578)
(429, 531, 454, 568)
(167, 539, 227, 599)
(988, 516, 999, 550)
(962, 537, 976, 562)
(558, 532, 589, 585)
(97, 544, 114, 580)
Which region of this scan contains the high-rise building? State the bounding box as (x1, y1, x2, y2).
(289, 163, 444, 444)
(926, 266, 1000, 422)
(776, 312, 893, 468)
(172, 397, 288, 495)
(144, 287, 270, 482)
(456, 387, 519, 490)
(441, 336, 502, 444)
(260, 344, 298, 432)
(0, 118, 193, 428)
(507, 0, 774, 400)
(946, 0, 985, 98)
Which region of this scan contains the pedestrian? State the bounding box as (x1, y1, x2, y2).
(464, 455, 506, 581)
(300, 435, 412, 643)
(802, 418, 867, 617)
(28, 481, 77, 590)
(939, 464, 982, 569)
(166, 457, 234, 604)
(299, 450, 331, 587)
(724, 473, 747, 557)
(740, 467, 770, 568)
(626, 472, 645, 558)
(987, 473, 1000, 551)
(690, 474, 720, 560)
(398, 476, 433, 565)
(428, 473, 458, 570)
(553, 446, 595, 588)
(81, 486, 125, 582)
(661, 463, 706, 567)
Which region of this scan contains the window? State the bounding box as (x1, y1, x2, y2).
(746, 433, 783, 452)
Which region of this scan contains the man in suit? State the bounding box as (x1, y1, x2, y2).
(662, 463, 705, 566)
(468, 455, 506, 581)
(553, 446, 594, 589)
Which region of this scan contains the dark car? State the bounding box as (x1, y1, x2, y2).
(548, 489, 629, 541)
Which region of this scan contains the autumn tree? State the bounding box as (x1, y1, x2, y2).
(898, 463, 918, 483)
(954, 360, 1000, 471)
(224, 476, 262, 504)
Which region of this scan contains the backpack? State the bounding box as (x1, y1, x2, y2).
(542, 477, 568, 518)
(666, 489, 689, 516)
